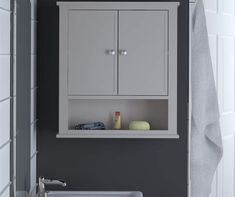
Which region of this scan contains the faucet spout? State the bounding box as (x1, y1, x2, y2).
(43, 178, 67, 187)
(38, 176, 67, 197)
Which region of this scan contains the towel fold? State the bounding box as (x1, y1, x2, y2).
(191, 1, 223, 197)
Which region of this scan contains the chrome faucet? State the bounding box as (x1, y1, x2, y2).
(38, 176, 67, 197)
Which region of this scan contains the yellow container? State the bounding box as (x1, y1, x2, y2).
(114, 111, 121, 129)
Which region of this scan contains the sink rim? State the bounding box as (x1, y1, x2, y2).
(46, 191, 143, 197)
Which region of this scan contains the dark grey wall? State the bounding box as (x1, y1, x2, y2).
(37, 1, 189, 197)
(16, 0, 31, 192)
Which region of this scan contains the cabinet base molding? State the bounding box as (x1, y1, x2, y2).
(68, 95, 169, 100)
(56, 130, 179, 139)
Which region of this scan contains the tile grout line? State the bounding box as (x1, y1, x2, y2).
(0, 182, 12, 196)
(0, 139, 12, 150)
(0, 97, 12, 103)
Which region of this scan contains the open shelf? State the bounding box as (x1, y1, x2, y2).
(57, 99, 179, 139)
(68, 99, 168, 130)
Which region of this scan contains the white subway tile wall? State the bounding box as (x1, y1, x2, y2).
(0, 3, 11, 197)
(0, 100, 10, 147)
(0, 187, 10, 197)
(0, 0, 10, 10)
(0, 56, 10, 101)
(0, 10, 10, 54)
(0, 144, 10, 193)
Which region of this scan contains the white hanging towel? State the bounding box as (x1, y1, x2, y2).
(191, 1, 223, 197)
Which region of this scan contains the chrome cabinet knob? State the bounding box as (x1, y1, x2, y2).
(119, 50, 127, 56)
(106, 50, 116, 56)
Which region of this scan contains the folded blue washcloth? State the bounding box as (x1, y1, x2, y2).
(74, 122, 106, 130)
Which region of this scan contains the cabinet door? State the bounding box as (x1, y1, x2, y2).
(119, 11, 168, 95)
(68, 11, 117, 95)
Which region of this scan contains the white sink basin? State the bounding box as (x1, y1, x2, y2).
(47, 191, 143, 197)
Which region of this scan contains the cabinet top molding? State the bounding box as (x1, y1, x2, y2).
(56, 2, 180, 10)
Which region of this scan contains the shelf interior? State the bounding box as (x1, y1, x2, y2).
(68, 99, 168, 130)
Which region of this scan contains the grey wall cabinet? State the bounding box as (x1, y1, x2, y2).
(57, 2, 179, 138)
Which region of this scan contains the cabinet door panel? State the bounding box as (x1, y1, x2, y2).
(68, 11, 117, 95)
(119, 11, 168, 95)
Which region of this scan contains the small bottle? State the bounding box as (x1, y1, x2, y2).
(114, 111, 121, 129)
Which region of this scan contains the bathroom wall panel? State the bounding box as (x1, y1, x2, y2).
(218, 36, 235, 114)
(31, 0, 37, 20)
(31, 55, 37, 89)
(0, 9, 10, 54)
(0, 186, 10, 197)
(30, 123, 37, 157)
(0, 0, 10, 11)
(30, 89, 37, 124)
(16, 0, 31, 193)
(30, 155, 37, 191)
(13, 55, 16, 97)
(31, 21, 37, 55)
(208, 34, 217, 85)
(222, 0, 235, 16)
(204, 0, 218, 13)
(0, 100, 10, 147)
(0, 144, 10, 193)
(30, 0, 38, 193)
(0, 2, 11, 197)
(13, 96, 17, 135)
(0, 56, 10, 101)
